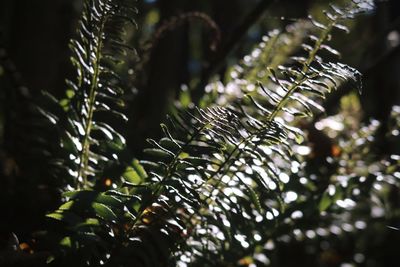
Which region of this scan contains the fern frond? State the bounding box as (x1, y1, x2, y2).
(40, 0, 137, 188)
(129, 1, 369, 265)
(228, 22, 313, 86)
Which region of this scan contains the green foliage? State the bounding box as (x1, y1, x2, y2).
(38, 0, 137, 189)
(44, 0, 374, 266)
(5, 0, 400, 267)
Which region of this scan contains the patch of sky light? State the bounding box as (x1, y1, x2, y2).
(291, 160, 300, 173)
(234, 234, 249, 248)
(284, 191, 298, 203)
(279, 172, 290, 183)
(295, 145, 311, 156)
(291, 210, 303, 219)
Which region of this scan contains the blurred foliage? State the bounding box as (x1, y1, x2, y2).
(0, 0, 400, 267)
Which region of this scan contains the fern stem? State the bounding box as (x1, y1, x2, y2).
(190, 18, 338, 214)
(132, 12, 339, 240)
(267, 19, 335, 122)
(131, 121, 209, 226)
(77, 9, 108, 189)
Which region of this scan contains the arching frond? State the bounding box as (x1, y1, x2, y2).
(126, 2, 367, 265)
(38, 0, 137, 189)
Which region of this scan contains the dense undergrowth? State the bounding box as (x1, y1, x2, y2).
(1, 0, 400, 266)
